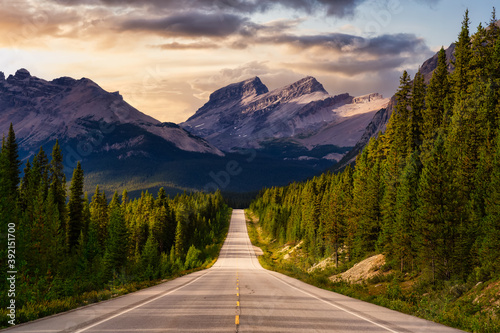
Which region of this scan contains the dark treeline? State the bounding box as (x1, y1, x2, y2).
(0, 129, 230, 323)
(251, 11, 500, 285)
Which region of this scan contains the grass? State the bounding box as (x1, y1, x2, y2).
(245, 209, 500, 333)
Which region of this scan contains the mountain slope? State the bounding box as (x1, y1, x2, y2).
(181, 77, 389, 160)
(0, 69, 223, 159)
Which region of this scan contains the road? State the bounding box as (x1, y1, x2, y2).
(4, 209, 465, 333)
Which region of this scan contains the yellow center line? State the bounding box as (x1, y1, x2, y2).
(236, 272, 240, 328)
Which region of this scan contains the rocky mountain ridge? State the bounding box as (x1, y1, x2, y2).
(181, 76, 389, 157)
(0, 69, 223, 159)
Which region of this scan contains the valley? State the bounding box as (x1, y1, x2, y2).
(1, 4, 499, 333)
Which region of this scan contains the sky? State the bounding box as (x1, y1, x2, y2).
(0, 0, 497, 123)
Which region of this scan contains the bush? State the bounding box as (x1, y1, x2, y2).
(185, 245, 202, 270)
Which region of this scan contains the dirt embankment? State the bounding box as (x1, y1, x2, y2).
(330, 254, 386, 283)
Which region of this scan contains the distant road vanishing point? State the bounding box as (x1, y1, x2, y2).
(3, 210, 464, 333)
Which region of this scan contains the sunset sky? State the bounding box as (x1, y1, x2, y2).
(1, 0, 497, 123)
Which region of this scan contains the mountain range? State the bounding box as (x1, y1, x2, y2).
(181, 76, 388, 161)
(0, 40, 454, 195)
(0, 69, 222, 161)
(0, 70, 344, 195)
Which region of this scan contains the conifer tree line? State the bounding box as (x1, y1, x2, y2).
(251, 10, 500, 284)
(0, 127, 230, 314)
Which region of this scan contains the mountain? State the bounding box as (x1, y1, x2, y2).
(0, 68, 223, 161)
(180, 77, 389, 161)
(0, 69, 329, 195)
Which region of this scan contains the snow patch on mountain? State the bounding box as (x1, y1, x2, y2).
(181, 76, 389, 153)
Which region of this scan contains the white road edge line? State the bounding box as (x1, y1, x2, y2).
(73, 271, 211, 333)
(241, 210, 399, 332)
(266, 272, 400, 333)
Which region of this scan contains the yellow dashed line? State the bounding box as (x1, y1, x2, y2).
(236, 271, 240, 329)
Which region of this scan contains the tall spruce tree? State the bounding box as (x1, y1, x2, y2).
(417, 135, 457, 281)
(90, 185, 109, 248)
(104, 201, 128, 274)
(174, 204, 187, 257)
(4, 124, 21, 196)
(409, 70, 425, 152)
(452, 9, 472, 102)
(393, 151, 421, 272)
(67, 162, 84, 250)
(49, 140, 67, 233)
(424, 47, 451, 147)
(349, 138, 382, 259)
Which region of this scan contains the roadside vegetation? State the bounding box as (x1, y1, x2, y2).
(0, 130, 231, 327)
(247, 10, 500, 332)
(246, 211, 500, 332)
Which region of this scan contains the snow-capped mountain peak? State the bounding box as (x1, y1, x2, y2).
(180, 76, 389, 153)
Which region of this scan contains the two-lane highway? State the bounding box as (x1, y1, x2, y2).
(3, 210, 465, 332)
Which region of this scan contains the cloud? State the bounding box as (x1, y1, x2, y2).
(412, 0, 442, 7)
(285, 0, 366, 17)
(362, 34, 431, 56)
(120, 12, 248, 37)
(292, 56, 408, 76)
(155, 41, 219, 50)
(252, 32, 432, 59)
(50, 0, 371, 18)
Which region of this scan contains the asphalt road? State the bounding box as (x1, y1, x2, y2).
(4, 209, 465, 333)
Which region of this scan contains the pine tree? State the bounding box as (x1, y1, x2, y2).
(49, 140, 67, 233)
(417, 135, 457, 281)
(90, 185, 109, 248)
(43, 188, 64, 274)
(424, 47, 451, 146)
(392, 70, 413, 155)
(67, 161, 84, 250)
(393, 151, 421, 272)
(452, 9, 472, 102)
(104, 203, 128, 273)
(349, 138, 382, 259)
(18, 160, 32, 211)
(409, 70, 425, 152)
(174, 204, 187, 257)
(3, 124, 21, 196)
(32, 147, 50, 198)
(141, 234, 160, 279)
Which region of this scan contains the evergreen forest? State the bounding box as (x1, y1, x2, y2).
(251, 10, 500, 290)
(0, 128, 230, 325)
